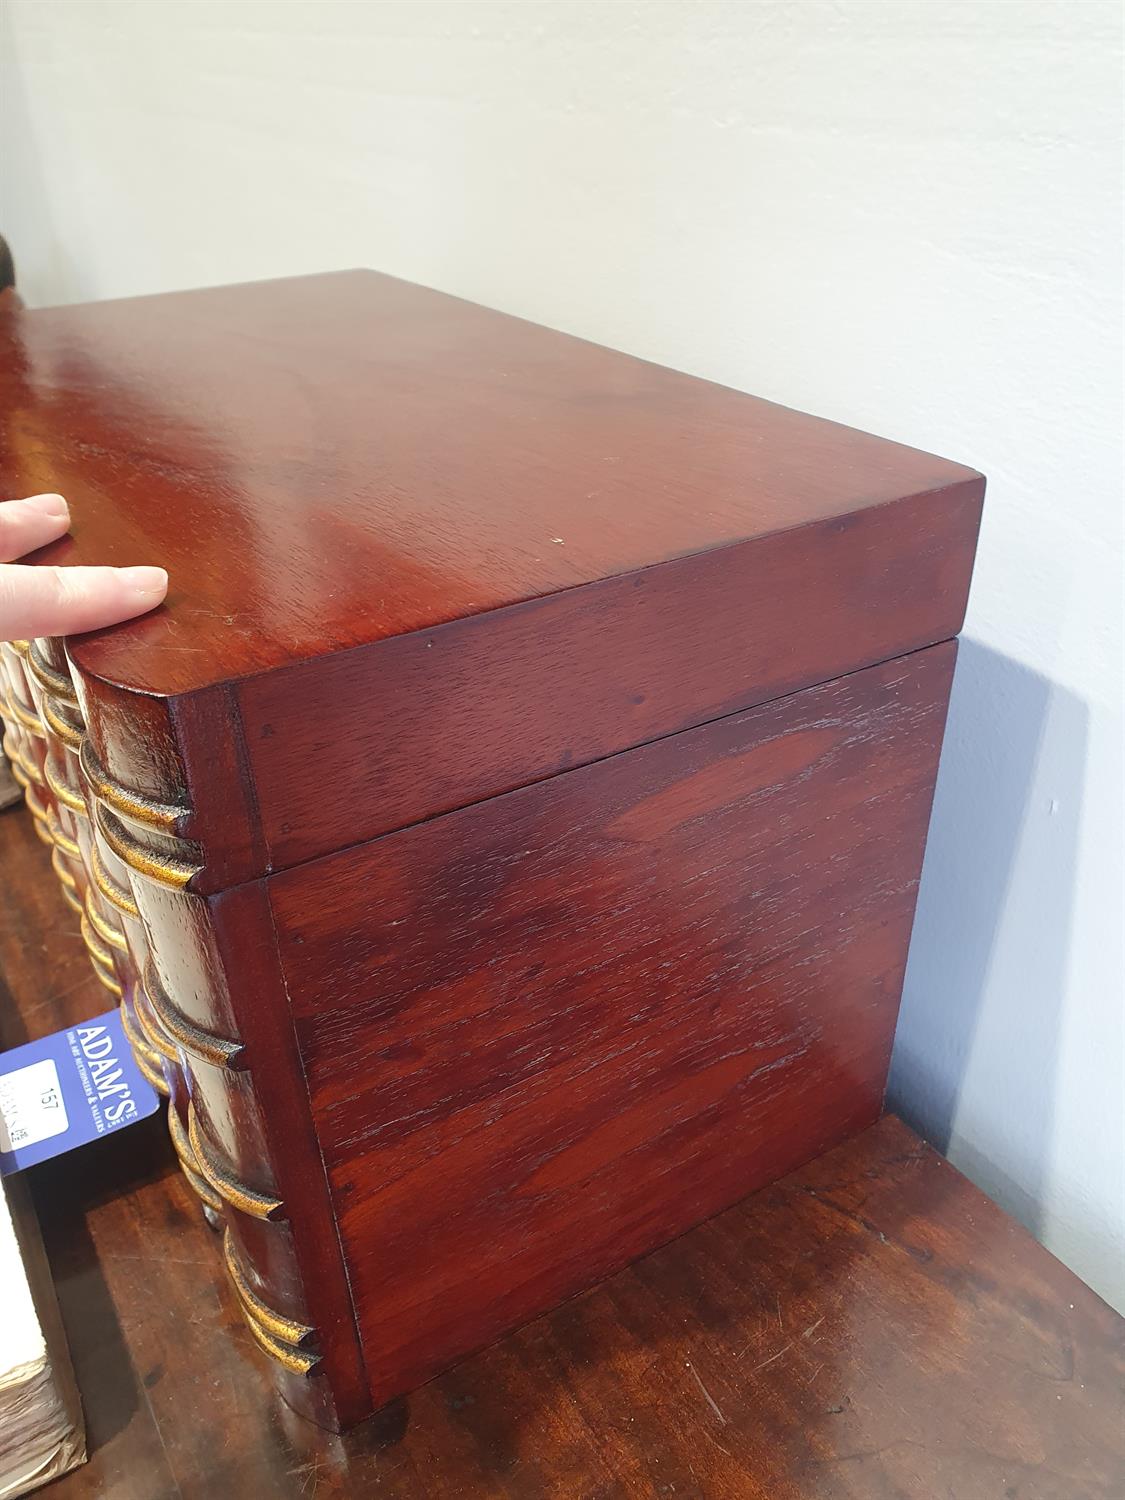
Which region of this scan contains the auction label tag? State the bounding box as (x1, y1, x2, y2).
(0, 1007, 161, 1174)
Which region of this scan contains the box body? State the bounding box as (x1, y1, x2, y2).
(274, 645, 954, 1405)
(0, 272, 983, 1428)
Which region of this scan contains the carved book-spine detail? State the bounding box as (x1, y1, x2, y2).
(0, 638, 330, 1424)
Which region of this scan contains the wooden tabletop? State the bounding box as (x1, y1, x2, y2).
(0, 801, 1121, 1500)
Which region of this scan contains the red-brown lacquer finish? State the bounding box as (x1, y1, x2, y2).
(1, 271, 981, 880)
(0, 270, 983, 1427)
(1, 271, 980, 700)
(271, 645, 955, 1407)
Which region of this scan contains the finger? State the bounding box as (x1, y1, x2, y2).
(0, 563, 169, 640)
(0, 493, 71, 562)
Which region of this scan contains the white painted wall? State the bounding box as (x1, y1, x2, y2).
(2, 1, 1122, 1306)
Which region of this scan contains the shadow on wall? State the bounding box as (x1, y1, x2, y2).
(889, 638, 1088, 1241)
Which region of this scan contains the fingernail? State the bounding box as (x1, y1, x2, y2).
(121, 565, 169, 596)
(23, 492, 68, 519)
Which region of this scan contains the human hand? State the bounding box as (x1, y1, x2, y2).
(0, 493, 168, 640)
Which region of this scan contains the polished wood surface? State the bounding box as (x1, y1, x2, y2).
(1, 271, 985, 1427)
(242, 479, 979, 870)
(8, 633, 962, 1430)
(4, 272, 982, 876)
(1, 270, 980, 700)
(274, 645, 954, 1409)
(1, 807, 1121, 1499)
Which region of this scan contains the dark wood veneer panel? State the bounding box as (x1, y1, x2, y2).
(270, 643, 956, 1407)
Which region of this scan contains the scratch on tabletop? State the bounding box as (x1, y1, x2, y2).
(751, 1343, 793, 1373)
(289, 1458, 322, 1498)
(685, 1360, 727, 1425)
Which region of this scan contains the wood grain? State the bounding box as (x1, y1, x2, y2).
(242, 476, 980, 870)
(272, 644, 955, 1409)
(1, 820, 1119, 1500)
(4, 810, 1122, 1500)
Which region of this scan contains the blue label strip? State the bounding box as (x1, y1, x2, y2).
(0, 1006, 161, 1174)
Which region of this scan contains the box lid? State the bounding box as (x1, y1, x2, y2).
(0, 271, 982, 884)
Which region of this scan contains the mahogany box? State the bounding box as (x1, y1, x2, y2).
(0, 271, 983, 1430)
